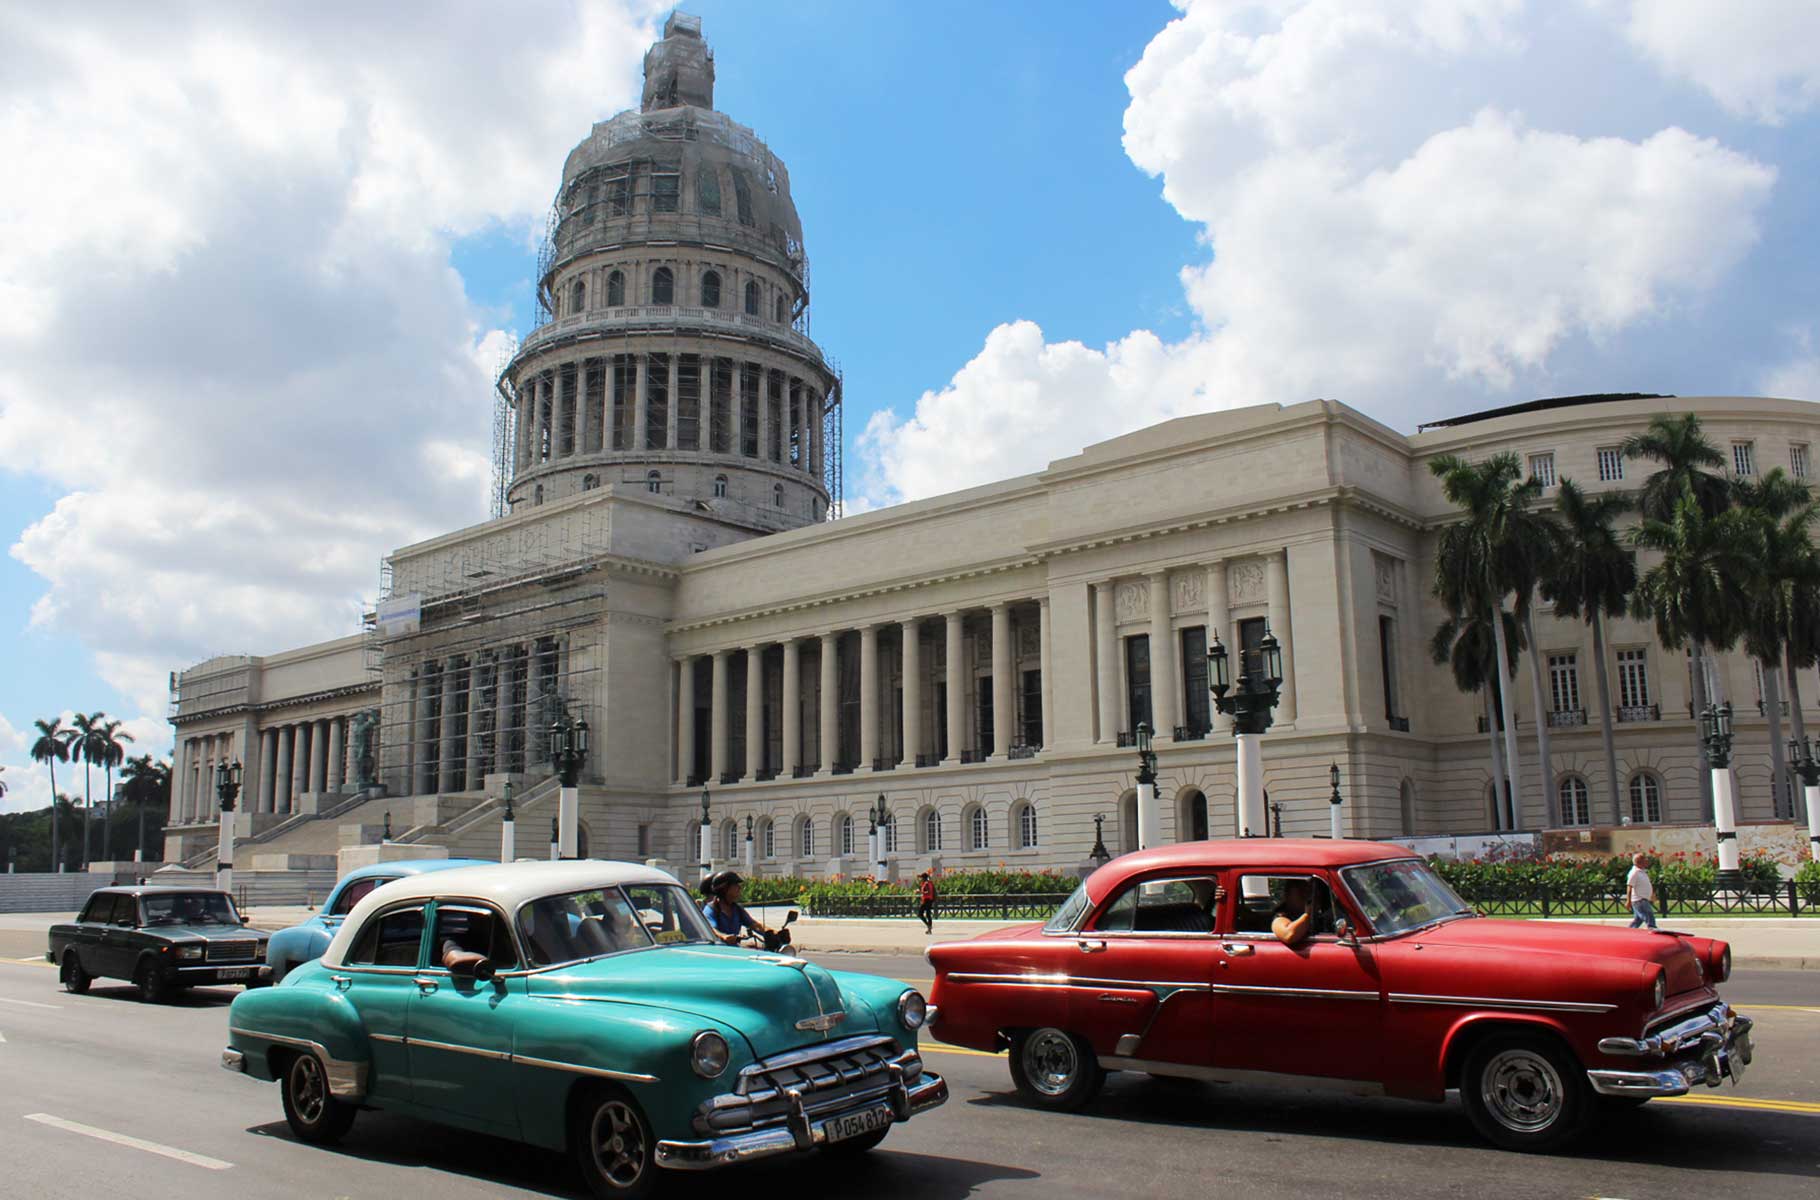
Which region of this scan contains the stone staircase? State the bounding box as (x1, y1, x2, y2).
(390, 776, 562, 860)
(181, 791, 400, 871)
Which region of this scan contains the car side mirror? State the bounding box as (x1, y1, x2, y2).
(1335, 919, 1359, 948)
(783, 910, 799, 927)
(450, 957, 496, 983)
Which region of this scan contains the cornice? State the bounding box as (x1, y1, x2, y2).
(172, 682, 379, 728)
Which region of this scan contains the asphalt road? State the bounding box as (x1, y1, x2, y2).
(1, 952, 1815, 1200)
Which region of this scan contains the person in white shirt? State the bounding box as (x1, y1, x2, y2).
(1625, 853, 1657, 929)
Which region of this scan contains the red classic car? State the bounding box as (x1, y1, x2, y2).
(926, 840, 1752, 1151)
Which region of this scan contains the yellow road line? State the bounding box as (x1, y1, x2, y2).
(923, 1042, 1001, 1059)
(1657, 1094, 1820, 1115)
(1736, 1004, 1820, 1013)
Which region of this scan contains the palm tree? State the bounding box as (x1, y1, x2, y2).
(1430, 452, 1556, 829)
(1431, 609, 1522, 823)
(1544, 480, 1638, 824)
(0, 764, 8, 804)
(29, 717, 73, 871)
(121, 754, 171, 863)
(68, 711, 110, 868)
(96, 719, 134, 861)
(1732, 469, 1818, 817)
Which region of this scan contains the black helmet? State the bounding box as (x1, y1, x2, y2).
(703, 870, 744, 897)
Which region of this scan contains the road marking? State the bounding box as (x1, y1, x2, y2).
(23, 1114, 233, 1170)
(1738, 1004, 1820, 1013)
(924, 1042, 1001, 1059)
(0, 996, 60, 1010)
(1657, 1094, 1820, 1116)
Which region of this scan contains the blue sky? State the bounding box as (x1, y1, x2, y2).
(4, 1, 1819, 811)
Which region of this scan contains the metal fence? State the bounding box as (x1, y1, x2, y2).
(806, 892, 1073, 921)
(1454, 879, 1820, 918)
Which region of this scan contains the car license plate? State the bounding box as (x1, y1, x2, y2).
(1727, 1041, 1747, 1083)
(216, 968, 250, 981)
(821, 1104, 891, 1144)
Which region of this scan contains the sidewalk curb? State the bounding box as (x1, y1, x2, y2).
(1734, 955, 1819, 971)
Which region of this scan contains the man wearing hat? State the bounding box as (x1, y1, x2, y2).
(701, 870, 790, 948)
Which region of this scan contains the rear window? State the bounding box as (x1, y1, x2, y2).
(80, 894, 120, 924)
(331, 876, 395, 916)
(347, 907, 427, 967)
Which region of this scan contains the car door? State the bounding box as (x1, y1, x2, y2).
(335, 901, 429, 1103)
(405, 901, 521, 1129)
(100, 895, 143, 979)
(1073, 872, 1222, 1067)
(1209, 870, 1384, 1085)
(68, 894, 114, 977)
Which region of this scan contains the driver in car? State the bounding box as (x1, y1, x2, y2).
(1271, 879, 1320, 947)
(701, 872, 789, 948)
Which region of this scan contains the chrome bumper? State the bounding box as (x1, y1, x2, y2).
(655, 1071, 948, 1170)
(220, 1047, 245, 1074)
(1588, 1002, 1754, 1098)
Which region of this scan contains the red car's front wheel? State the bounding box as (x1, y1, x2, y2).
(1460, 1033, 1590, 1152)
(1009, 1028, 1104, 1112)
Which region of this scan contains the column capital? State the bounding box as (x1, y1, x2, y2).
(711, 647, 730, 661)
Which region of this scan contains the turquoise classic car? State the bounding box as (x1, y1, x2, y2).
(265, 857, 492, 982)
(221, 860, 946, 1197)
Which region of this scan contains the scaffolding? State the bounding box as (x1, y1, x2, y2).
(489, 335, 520, 520)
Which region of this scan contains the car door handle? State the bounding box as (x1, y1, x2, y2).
(1077, 939, 1107, 953)
(330, 975, 351, 991)
(413, 977, 440, 994)
(1221, 943, 1254, 957)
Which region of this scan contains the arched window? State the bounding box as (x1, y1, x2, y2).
(837, 813, 854, 857)
(744, 280, 760, 316)
(721, 820, 738, 861)
(733, 170, 753, 225)
(1014, 802, 1038, 849)
(696, 167, 722, 216)
(775, 294, 788, 324)
(761, 818, 776, 860)
(773, 483, 784, 507)
(967, 805, 988, 851)
(581, 473, 598, 492)
(1119, 791, 1137, 854)
(797, 816, 814, 859)
(700, 270, 721, 308)
(571, 279, 586, 314)
(533, 484, 544, 506)
(1558, 775, 1591, 826)
(1176, 789, 1208, 843)
(606, 270, 625, 307)
(646, 470, 662, 495)
(922, 808, 942, 853)
(651, 266, 674, 305)
(712, 475, 728, 498)
(1399, 779, 1417, 836)
(1628, 772, 1663, 823)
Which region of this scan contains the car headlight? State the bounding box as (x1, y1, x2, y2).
(690, 1030, 730, 1079)
(1711, 944, 1731, 984)
(178, 945, 204, 961)
(1650, 972, 1666, 1010)
(897, 989, 928, 1031)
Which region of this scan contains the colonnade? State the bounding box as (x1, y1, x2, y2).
(172, 714, 354, 825)
(406, 636, 564, 797)
(512, 351, 825, 482)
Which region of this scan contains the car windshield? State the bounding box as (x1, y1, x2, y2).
(1340, 859, 1474, 937)
(517, 884, 715, 967)
(1044, 882, 1094, 932)
(141, 892, 241, 926)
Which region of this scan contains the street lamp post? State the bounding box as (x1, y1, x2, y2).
(697, 787, 713, 881)
(549, 710, 590, 860)
(743, 814, 755, 871)
(500, 780, 516, 863)
(1789, 736, 1820, 861)
(1329, 762, 1344, 840)
(1701, 703, 1742, 890)
(1208, 627, 1285, 838)
(213, 760, 242, 893)
(872, 794, 890, 879)
(1134, 722, 1160, 850)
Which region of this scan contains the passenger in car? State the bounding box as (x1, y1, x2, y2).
(1271, 880, 1315, 947)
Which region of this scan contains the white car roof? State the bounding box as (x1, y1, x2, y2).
(321, 859, 684, 968)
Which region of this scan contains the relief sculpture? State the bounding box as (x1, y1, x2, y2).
(1229, 561, 1266, 604)
(1114, 580, 1149, 621)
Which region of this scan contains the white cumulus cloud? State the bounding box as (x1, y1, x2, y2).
(1610, 0, 1820, 124)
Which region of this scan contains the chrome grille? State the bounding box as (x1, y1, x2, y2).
(697, 1035, 913, 1134)
(206, 940, 259, 963)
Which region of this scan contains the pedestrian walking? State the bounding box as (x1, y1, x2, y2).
(1626, 852, 1657, 929)
(917, 870, 937, 934)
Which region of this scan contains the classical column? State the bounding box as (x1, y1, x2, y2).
(291, 722, 311, 802)
(1207, 560, 1232, 733)
(577, 360, 597, 455)
(438, 660, 461, 793)
(758, 367, 772, 462)
(311, 718, 330, 793)
(634, 353, 649, 452)
(464, 659, 484, 787)
(901, 619, 922, 765)
(744, 644, 765, 780)
(1095, 582, 1120, 743)
(328, 717, 346, 793)
(818, 632, 839, 775)
(944, 612, 965, 764)
(1149, 571, 1179, 739)
(857, 625, 880, 770)
(666, 353, 681, 451)
(709, 650, 730, 784)
(259, 728, 278, 813)
(734, 360, 748, 456)
(1266, 550, 1297, 722)
(677, 656, 696, 784)
(990, 604, 1014, 757)
(274, 726, 295, 814)
(1038, 597, 1053, 749)
(534, 374, 550, 464)
(782, 640, 801, 777)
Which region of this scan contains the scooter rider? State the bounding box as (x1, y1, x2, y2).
(701, 871, 791, 949)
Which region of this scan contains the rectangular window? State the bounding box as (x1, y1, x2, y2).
(1124, 635, 1153, 734)
(1548, 653, 1581, 713)
(1793, 443, 1810, 480)
(606, 171, 631, 216)
(1021, 668, 1043, 748)
(611, 355, 636, 451)
(676, 355, 701, 451)
(1379, 615, 1401, 719)
(1597, 446, 1623, 482)
(837, 633, 859, 770)
(739, 363, 761, 457)
(933, 681, 948, 760)
(708, 358, 733, 454)
(651, 172, 680, 213)
(767, 369, 785, 463)
(976, 674, 994, 756)
(1617, 649, 1650, 709)
(349, 907, 426, 968)
(1180, 626, 1210, 735)
(788, 381, 803, 467)
(1733, 440, 1756, 476)
(583, 362, 606, 453)
(1528, 452, 1556, 488)
(431, 904, 517, 970)
(645, 353, 669, 450)
(1238, 616, 1268, 682)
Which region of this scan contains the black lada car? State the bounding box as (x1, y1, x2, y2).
(48, 887, 271, 1002)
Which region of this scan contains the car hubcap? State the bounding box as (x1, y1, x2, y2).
(293, 1057, 326, 1124)
(1025, 1030, 1079, 1097)
(1481, 1049, 1563, 1132)
(590, 1101, 645, 1188)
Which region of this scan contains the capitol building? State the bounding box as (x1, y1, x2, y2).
(164, 15, 1819, 885)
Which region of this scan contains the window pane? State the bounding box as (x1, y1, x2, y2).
(1597, 447, 1623, 482)
(1125, 635, 1152, 732)
(1180, 627, 1210, 734)
(432, 906, 517, 970)
(349, 907, 425, 967)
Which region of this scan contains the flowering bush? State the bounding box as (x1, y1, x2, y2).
(1432, 851, 1782, 900)
(717, 869, 1080, 910)
(1796, 859, 1820, 903)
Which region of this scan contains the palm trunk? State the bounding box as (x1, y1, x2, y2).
(102, 766, 113, 861)
(48, 762, 60, 872)
(1522, 611, 1555, 826)
(81, 761, 92, 869)
(1592, 611, 1622, 824)
(1490, 606, 1523, 831)
(1692, 640, 1715, 823)
(1486, 690, 1508, 830)
(1788, 642, 1810, 826)
(1763, 660, 1789, 818)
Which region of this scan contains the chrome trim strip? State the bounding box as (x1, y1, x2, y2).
(369, 1033, 406, 1044)
(950, 972, 1372, 1003)
(408, 1037, 512, 1062)
(227, 1026, 369, 1099)
(1212, 984, 1379, 1001)
(1101, 1056, 1387, 1096)
(1387, 993, 1617, 1014)
(735, 1034, 898, 1079)
(514, 1052, 658, 1084)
